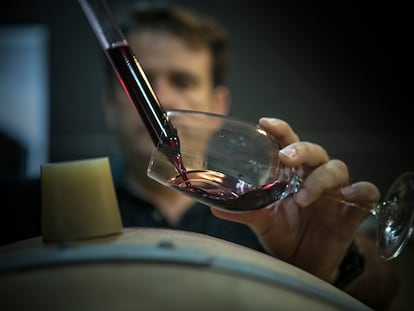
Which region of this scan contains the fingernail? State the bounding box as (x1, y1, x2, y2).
(259, 117, 275, 125)
(280, 146, 298, 158)
(294, 188, 308, 206)
(341, 185, 356, 200)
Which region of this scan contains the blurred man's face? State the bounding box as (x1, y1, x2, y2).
(105, 30, 228, 163)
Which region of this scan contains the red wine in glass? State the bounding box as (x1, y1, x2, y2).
(168, 169, 289, 212)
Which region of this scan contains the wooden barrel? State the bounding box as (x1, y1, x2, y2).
(0, 228, 371, 311)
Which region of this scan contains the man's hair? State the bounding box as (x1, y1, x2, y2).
(110, 2, 230, 87)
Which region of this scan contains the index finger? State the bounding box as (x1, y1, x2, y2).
(259, 117, 300, 147)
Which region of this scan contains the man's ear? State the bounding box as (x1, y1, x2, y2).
(211, 86, 231, 115)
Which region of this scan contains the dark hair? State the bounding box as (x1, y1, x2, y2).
(111, 2, 231, 87)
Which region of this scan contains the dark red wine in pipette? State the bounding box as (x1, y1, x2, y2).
(168, 170, 288, 212)
(106, 43, 189, 184)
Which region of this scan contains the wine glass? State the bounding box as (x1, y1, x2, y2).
(147, 109, 414, 260)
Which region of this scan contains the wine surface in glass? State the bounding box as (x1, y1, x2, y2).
(168, 170, 288, 212)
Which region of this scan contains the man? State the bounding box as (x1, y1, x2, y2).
(103, 3, 396, 309)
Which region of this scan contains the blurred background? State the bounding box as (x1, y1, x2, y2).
(1, 0, 411, 195)
(0, 0, 412, 309)
(1, 0, 412, 194)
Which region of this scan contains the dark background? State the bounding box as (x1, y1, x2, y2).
(0, 0, 412, 195)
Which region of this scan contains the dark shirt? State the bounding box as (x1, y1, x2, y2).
(1, 177, 264, 254)
(116, 185, 264, 252)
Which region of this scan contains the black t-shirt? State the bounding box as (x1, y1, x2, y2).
(1, 178, 264, 254)
(116, 185, 264, 253)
